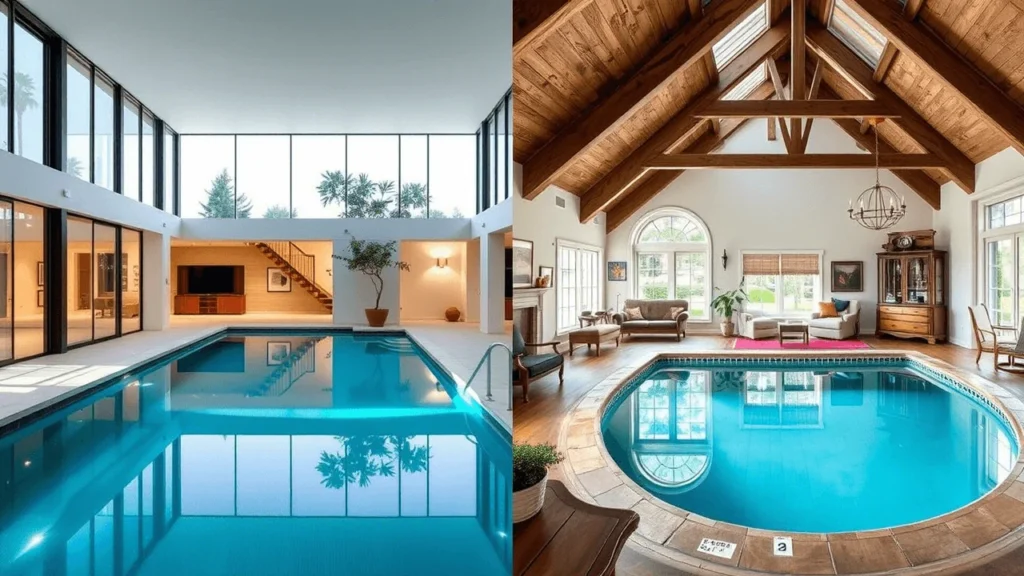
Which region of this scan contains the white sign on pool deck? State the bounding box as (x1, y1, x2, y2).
(697, 538, 736, 559)
(774, 536, 793, 557)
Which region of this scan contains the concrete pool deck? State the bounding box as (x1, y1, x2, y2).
(557, 349, 1024, 575)
(0, 316, 511, 432)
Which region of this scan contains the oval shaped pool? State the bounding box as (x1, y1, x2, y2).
(600, 362, 1019, 533)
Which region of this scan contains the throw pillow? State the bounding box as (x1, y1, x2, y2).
(818, 302, 839, 318)
(832, 297, 851, 312)
(666, 306, 687, 320)
(624, 307, 643, 320)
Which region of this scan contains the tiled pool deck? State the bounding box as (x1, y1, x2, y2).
(558, 349, 1024, 575)
(0, 318, 511, 433)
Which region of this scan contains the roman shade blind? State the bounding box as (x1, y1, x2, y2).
(742, 253, 780, 276)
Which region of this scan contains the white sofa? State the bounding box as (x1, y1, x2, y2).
(808, 301, 860, 340)
(737, 311, 780, 339)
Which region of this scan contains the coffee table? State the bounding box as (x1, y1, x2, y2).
(778, 321, 809, 345)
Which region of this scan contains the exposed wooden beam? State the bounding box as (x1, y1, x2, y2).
(903, 0, 925, 19)
(576, 21, 790, 222)
(800, 60, 825, 149)
(766, 58, 795, 152)
(696, 99, 896, 118)
(521, 0, 763, 200)
(873, 44, 898, 82)
(689, 0, 722, 90)
(768, 116, 778, 140)
(512, 0, 588, 59)
(831, 118, 941, 209)
(806, 22, 976, 192)
(844, 0, 1024, 157)
(858, 118, 871, 134)
(645, 153, 944, 169)
(791, 0, 807, 152)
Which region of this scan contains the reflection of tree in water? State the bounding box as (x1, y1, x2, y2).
(317, 436, 430, 488)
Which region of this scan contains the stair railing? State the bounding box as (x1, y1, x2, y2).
(463, 343, 513, 412)
(262, 241, 332, 297)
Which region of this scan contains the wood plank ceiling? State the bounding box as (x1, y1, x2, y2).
(513, 0, 1024, 231)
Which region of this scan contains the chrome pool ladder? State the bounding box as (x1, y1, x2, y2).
(464, 343, 513, 411)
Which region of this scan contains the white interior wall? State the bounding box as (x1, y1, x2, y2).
(513, 169, 607, 341)
(399, 241, 468, 321)
(933, 148, 1024, 347)
(465, 238, 481, 322)
(603, 119, 935, 334)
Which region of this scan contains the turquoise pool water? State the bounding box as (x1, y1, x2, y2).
(0, 331, 510, 576)
(601, 360, 1019, 533)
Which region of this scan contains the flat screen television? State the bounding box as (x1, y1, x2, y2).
(178, 265, 244, 295)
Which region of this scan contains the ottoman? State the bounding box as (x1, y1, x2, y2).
(569, 325, 621, 357)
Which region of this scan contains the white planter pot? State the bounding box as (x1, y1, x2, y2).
(720, 320, 735, 337)
(512, 472, 548, 523)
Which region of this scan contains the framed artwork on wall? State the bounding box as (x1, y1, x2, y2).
(36, 290, 44, 307)
(267, 342, 291, 366)
(37, 262, 44, 287)
(608, 261, 627, 282)
(511, 239, 533, 288)
(831, 261, 864, 292)
(267, 268, 292, 292)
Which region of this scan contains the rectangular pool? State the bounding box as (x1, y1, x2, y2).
(0, 331, 511, 576)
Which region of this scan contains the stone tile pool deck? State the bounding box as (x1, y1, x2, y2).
(557, 349, 1024, 575)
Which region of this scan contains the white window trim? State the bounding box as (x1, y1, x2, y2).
(739, 249, 825, 319)
(630, 207, 714, 323)
(555, 238, 604, 336)
(977, 178, 1024, 326)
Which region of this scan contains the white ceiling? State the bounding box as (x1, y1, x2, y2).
(21, 0, 510, 133)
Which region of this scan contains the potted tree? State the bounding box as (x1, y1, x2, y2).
(513, 442, 564, 523)
(711, 280, 747, 337)
(334, 232, 410, 327)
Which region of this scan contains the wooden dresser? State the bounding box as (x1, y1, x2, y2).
(876, 230, 946, 344)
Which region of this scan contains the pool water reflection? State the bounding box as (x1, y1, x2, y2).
(602, 364, 1018, 533)
(0, 333, 510, 576)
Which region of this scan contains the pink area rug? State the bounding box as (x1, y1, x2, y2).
(732, 338, 871, 350)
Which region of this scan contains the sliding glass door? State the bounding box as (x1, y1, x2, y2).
(0, 200, 12, 363)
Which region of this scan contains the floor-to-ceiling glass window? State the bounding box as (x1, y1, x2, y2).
(982, 194, 1024, 327)
(291, 136, 345, 218)
(122, 96, 141, 201)
(347, 136, 399, 218)
(400, 136, 427, 218)
(0, 200, 12, 363)
(94, 74, 116, 190)
(237, 135, 290, 219)
(164, 126, 177, 215)
(180, 136, 236, 218)
(94, 223, 117, 340)
(121, 228, 142, 334)
(13, 20, 45, 163)
(0, 2, 8, 154)
(67, 216, 94, 346)
(66, 51, 92, 181)
(13, 201, 44, 359)
(142, 112, 155, 207)
(429, 135, 476, 218)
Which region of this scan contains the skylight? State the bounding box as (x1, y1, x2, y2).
(723, 62, 767, 100)
(829, 0, 887, 68)
(711, 1, 769, 69)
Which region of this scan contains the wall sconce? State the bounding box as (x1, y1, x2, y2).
(436, 258, 448, 269)
(721, 249, 729, 270)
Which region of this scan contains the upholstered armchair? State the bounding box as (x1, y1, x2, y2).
(808, 301, 860, 340)
(512, 325, 564, 403)
(969, 304, 1019, 369)
(737, 311, 779, 339)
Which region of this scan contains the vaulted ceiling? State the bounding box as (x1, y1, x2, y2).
(513, 0, 1024, 231)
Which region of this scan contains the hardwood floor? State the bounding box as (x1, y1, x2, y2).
(512, 334, 1024, 575)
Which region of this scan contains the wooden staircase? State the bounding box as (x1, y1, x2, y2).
(253, 241, 333, 312)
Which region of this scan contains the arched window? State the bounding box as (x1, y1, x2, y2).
(631, 208, 711, 320)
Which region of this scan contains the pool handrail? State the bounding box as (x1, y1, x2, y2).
(465, 343, 513, 411)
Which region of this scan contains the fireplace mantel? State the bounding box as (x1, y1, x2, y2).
(512, 288, 550, 342)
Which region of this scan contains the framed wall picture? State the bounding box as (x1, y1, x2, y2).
(267, 342, 292, 366)
(608, 261, 627, 282)
(511, 239, 533, 288)
(36, 290, 44, 307)
(538, 265, 553, 288)
(37, 262, 44, 287)
(831, 261, 864, 292)
(267, 268, 292, 292)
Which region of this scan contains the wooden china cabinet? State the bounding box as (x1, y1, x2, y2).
(876, 230, 947, 344)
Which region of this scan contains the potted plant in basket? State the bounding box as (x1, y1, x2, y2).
(513, 442, 564, 523)
(711, 280, 747, 337)
(334, 232, 410, 327)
